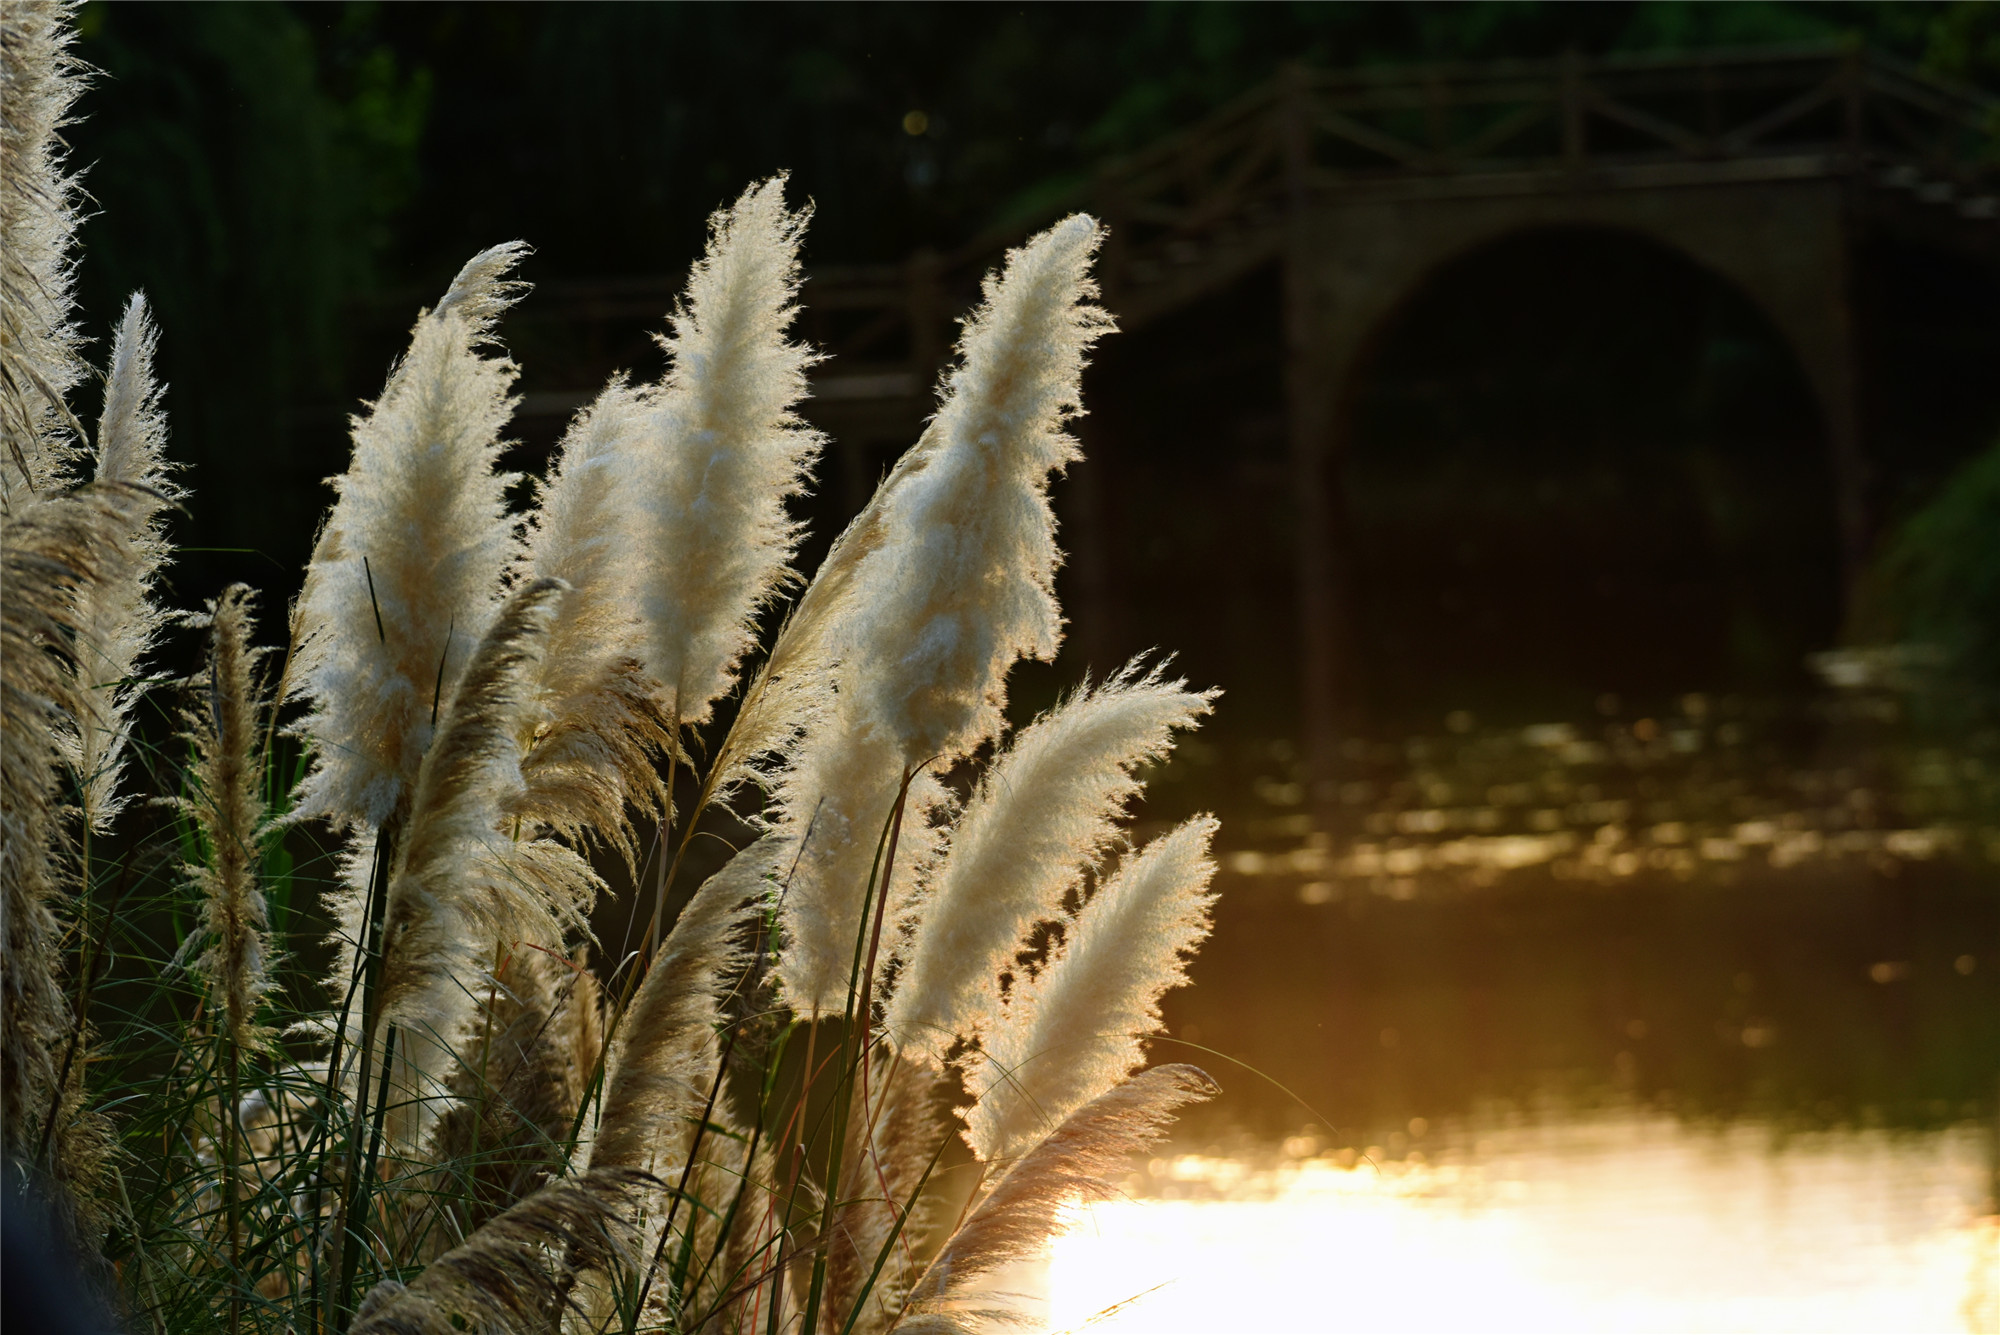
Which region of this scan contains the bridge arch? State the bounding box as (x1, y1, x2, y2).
(1301, 178, 1865, 567)
(1334, 222, 1842, 725)
(1285, 176, 1868, 755)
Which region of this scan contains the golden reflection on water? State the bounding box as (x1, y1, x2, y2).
(1020, 1113, 1999, 1333)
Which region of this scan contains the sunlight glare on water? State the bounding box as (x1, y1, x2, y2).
(1021, 1113, 1999, 1334)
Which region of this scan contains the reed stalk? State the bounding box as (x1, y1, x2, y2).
(328, 823, 398, 1331)
(3, 20, 1233, 1326)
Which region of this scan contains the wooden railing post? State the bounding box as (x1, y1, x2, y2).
(1278, 63, 1358, 821)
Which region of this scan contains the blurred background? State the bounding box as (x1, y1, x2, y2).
(68, 2, 2000, 1327)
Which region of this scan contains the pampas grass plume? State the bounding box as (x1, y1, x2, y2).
(0, 489, 134, 1158)
(630, 176, 822, 728)
(901, 1064, 1217, 1333)
(183, 584, 274, 1052)
(771, 214, 1109, 1013)
(518, 379, 673, 859)
(367, 578, 602, 1149)
(0, 0, 89, 501)
(291, 243, 530, 827)
(967, 814, 1219, 1164)
(525, 378, 649, 722)
(66, 293, 180, 831)
(888, 661, 1215, 1060)
(838, 214, 1112, 764)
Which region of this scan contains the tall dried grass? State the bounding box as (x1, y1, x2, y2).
(0, 10, 1226, 1331)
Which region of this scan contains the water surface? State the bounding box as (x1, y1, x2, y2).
(1045, 856, 2000, 1332)
(1031, 1112, 1997, 1333)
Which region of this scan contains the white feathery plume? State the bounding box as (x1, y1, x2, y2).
(886, 662, 1215, 1062)
(835, 213, 1112, 764)
(0, 12, 118, 1171)
(524, 381, 647, 708)
(629, 175, 821, 729)
(364, 579, 602, 1151)
(768, 214, 1109, 1014)
(965, 815, 1218, 1164)
(0, 486, 137, 1167)
(589, 839, 767, 1174)
(516, 379, 672, 859)
(64, 294, 180, 830)
(767, 695, 949, 1016)
(900, 1064, 1216, 1334)
(290, 243, 530, 828)
(0, 0, 90, 503)
(346, 1168, 649, 1335)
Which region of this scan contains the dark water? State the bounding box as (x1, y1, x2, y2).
(1162, 860, 2000, 1168)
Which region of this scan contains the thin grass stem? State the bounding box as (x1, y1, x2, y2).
(801, 762, 921, 1335)
(223, 1030, 240, 1335)
(40, 844, 137, 1161)
(836, 1128, 950, 1335)
(326, 822, 398, 1329)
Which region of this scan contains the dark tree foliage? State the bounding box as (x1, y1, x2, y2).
(1859, 437, 2000, 707)
(71, 2, 426, 604)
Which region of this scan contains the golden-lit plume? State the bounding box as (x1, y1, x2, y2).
(838, 214, 1112, 765)
(824, 1056, 948, 1335)
(767, 698, 949, 1016)
(0, 3, 143, 1236)
(290, 242, 530, 828)
(967, 815, 1219, 1164)
(899, 1065, 1217, 1333)
(0, 3, 92, 1154)
(518, 380, 674, 863)
(771, 214, 1110, 1014)
(888, 662, 1216, 1061)
(0, 0, 89, 505)
(590, 842, 766, 1173)
(0, 489, 132, 1163)
(347, 1168, 649, 1335)
(630, 176, 822, 729)
(431, 947, 601, 1231)
(718, 408, 940, 782)
(365, 579, 602, 1150)
(182, 584, 275, 1052)
(65, 294, 181, 831)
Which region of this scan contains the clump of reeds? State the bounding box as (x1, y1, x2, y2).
(2, 0, 167, 1249)
(0, 10, 1230, 1331)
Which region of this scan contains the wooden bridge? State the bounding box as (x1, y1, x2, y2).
(525, 43, 1999, 789)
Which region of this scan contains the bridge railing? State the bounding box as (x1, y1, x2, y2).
(507, 45, 1996, 411)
